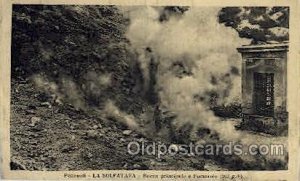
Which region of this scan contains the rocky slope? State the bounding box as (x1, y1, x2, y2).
(12, 5, 145, 113)
(11, 5, 207, 171)
(10, 79, 206, 170)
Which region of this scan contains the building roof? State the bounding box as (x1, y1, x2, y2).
(237, 43, 289, 53)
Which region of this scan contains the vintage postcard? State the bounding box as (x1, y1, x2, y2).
(0, 0, 299, 180)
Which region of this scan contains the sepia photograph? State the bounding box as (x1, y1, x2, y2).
(0, 1, 298, 180)
(8, 5, 291, 172)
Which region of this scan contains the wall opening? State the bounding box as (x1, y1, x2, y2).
(253, 72, 274, 117)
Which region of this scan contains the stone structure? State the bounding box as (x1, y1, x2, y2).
(237, 43, 288, 135)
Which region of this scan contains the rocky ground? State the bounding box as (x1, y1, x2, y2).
(10, 5, 226, 171)
(10, 79, 212, 171)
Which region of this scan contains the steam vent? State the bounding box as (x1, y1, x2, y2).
(237, 43, 288, 135)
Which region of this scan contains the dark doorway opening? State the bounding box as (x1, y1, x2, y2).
(253, 72, 274, 116)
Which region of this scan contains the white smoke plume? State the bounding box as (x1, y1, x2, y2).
(124, 7, 250, 141)
(31, 72, 112, 110)
(103, 100, 139, 130)
(32, 74, 86, 110)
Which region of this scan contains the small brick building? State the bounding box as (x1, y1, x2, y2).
(237, 43, 288, 135)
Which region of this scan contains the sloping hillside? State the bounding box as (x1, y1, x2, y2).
(10, 79, 206, 170)
(12, 5, 145, 113)
(11, 5, 207, 171)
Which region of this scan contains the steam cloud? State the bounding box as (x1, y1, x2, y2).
(124, 7, 250, 141)
(218, 7, 289, 44)
(32, 74, 86, 110)
(103, 100, 139, 130)
(32, 71, 112, 110)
